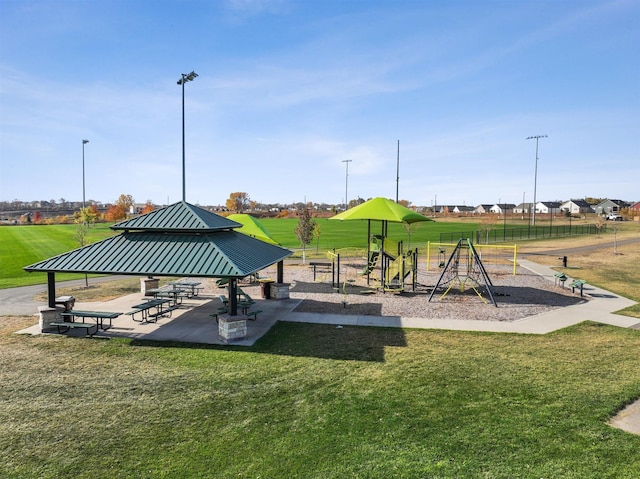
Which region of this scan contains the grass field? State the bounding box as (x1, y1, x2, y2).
(0, 224, 117, 288)
(2, 217, 632, 289)
(0, 219, 463, 288)
(1, 318, 639, 478)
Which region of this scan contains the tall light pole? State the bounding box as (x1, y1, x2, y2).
(82, 139, 89, 214)
(526, 135, 547, 226)
(395, 140, 400, 203)
(177, 71, 198, 202)
(342, 159, 352, 210)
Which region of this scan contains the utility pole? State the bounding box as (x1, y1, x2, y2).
(526, 135, 547, 226)
(342, 159, 352, 210)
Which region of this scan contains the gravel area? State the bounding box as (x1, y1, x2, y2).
(201, 262, 586, 322)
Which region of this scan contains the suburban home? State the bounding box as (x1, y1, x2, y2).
(594, 199, 631, 216)
(560, 199, 593, 215)
(514, 203, 534, 214)
(474, 204, 494, 214)
(450, 205, 475, 214)
(629, 201, 640, 213)
(489, 204, 517, 215)
(535, 201, 562, 215)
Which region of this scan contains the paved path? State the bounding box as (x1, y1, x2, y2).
(0, 276, 130, 316)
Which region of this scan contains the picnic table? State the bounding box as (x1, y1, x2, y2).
(60, 310, 121, 330)
(126, 298, 173, 323)
(169, 281, 203, 298)
(146, 286, 187, 306)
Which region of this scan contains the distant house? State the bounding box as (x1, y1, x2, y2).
(514, 203, 534, 214)
(450, 205, 475, 214)
(536, 201, 562, 214)
(489, 204, 516, 214)
(629, 201, 640, 213)
(594, 199, 631, 216)
(474, 204, 494, 214)
(560, 199, 592, 215)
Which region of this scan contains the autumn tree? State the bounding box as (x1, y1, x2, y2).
(295, 207, 316, 264)
(226, 192, 251, 213)
(74, 205, 100, 225)
(141, 201, 155, 214)
(105, 194, 134, 222)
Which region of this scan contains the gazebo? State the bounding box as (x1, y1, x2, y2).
(24, 201, 292, 316)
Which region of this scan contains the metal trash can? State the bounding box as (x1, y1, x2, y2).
(259, 279, 275, 299)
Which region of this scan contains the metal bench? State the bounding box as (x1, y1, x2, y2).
(50, 321, 98, 337)
(554, 272, 568, 288)
(60, 310, 121, 330)
(570, 279, 587, 297)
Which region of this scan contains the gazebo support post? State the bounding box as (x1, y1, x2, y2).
(277, 261, 284, 283)
(47, 272, 56, 308)
(229, 279, 238, 315)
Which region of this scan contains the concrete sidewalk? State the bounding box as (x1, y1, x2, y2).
(282, 259, 640, 334)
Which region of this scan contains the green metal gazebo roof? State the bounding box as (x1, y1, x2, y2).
(112, 201, 241, 232)
(25, 202, 291, 278)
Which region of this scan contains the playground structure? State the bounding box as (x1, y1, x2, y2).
(329, 197, 433, 294)
(426, 241, 518, 275)
(363, 235, 418, 292)
(315, 236, 418, 294)
(428, 238, 498, 306)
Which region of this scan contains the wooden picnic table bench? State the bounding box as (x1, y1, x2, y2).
(126, 298, 174, 323)
(60, 310, 121, 330)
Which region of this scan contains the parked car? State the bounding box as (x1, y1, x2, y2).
(605, 213, 623, 221)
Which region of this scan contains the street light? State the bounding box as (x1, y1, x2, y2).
(82, 139, 89, 214)
(342, 159, 352, 210)
(177, 71, 198, 202)
(526, 135, 547, 226)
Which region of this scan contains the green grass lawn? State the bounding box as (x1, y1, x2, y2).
(0, 220, 467, 289)
(1, 318, 639, 478)
(0, 224, 117, 288)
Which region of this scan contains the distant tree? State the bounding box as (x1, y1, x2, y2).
(33, 211, 43, 223)
(295, 207, 316, 264)
(116, 194, 135, 213)
(74, 206, 100, 225)
(477, 214, 499, 244)
(226, 192, 251, 213)
(398, 199, 411, 208)
(141, 201, 155, 214)
(313, 222, 322, 253)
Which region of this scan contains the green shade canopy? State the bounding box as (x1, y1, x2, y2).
(227, 214, 279, 245)
(330, 197, 433, 224)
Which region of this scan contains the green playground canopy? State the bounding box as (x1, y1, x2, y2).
(227, 213, 279, 245)
(330, 197, 433, 224)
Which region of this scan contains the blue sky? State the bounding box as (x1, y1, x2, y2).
(1, 0, 638, 208)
